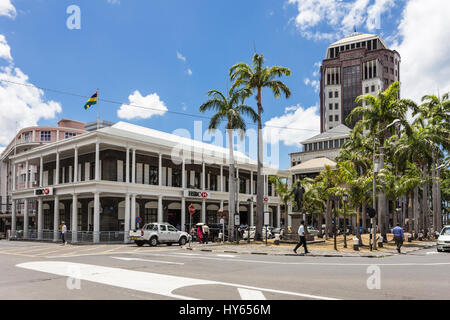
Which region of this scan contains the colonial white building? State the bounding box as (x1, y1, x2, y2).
(8, 121, 287, 243)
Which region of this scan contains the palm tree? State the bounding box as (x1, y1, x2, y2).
(269, 176, 293, 228)
(229, 53, 291, 240)
(199, 88, 259, 241)
(347, 81, 416, 240)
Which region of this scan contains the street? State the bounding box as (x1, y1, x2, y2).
(0, 240, 449, 300)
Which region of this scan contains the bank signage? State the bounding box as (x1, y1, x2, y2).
(184, 190, 210, 199)
(34, 187, 53, 196)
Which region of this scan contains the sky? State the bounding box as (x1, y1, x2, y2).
(0, 0, 449, 169)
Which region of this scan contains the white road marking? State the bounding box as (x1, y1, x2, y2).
(16, 261, 339, 300)
(426, 252, 439, 255)
(238, 288, 266, 300)
(216, 254, 236, 258)
(111, 257, 184, 265)
(172, 252, 202, 256)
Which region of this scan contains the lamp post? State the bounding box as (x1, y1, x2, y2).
(372, 119, 401, 250)
(342, 194, 348, 248)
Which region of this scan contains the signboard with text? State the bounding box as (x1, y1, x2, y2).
(183, 190, 210, 199)
(34, 187, 53, 196)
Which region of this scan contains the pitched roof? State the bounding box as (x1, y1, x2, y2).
(289, 157, 336, 174)
(301, 124, 350, 144)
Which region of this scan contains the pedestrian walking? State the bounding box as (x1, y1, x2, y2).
(61, 221, 67, 245)
(293, 221, 309, 254)
(197, 226, 203, 244)
(392, 223, 404, 253)
(202, 224, 209, 244)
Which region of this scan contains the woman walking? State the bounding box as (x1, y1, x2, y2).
(197, 226, 203, 244)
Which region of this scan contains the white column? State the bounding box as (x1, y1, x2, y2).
(131, 194, 137, 228)
(55, 151, 60, 185)
(95, 142, 100, 181)
(181, 197, 186, 231)
(124, 194, 130, 242)
(287, 176, 293, 228)
(56, 129, 60, 141)
(132, 148, 136, 184)
(220, 165, 223, 192)
(250, 202, 254, 227)
(53, 195, 59, 241)
(277, 203, 281, 228)
(126, 147, 130, 183)
(12, 162, 16, 191)
(182, 159, 186, 188)
(202, 199, 206, 223)
(202, 162, 205, 190)
(72, 194, 78, 243)
(207, 173, 211, 191)
(23, 199, 28, 238)
(93, 192, 100, 243)
(37, 198, 43, 240)
(158, 153, 162, 186)
(25, 160, 29, 189)
(39, 156, 43, 187)
(157, 195, 163, 223)
(11, 200, 16, 234)
(250, 171, 254, 195)
(74, 147, 78, 183)
(236, 167, 239, 194)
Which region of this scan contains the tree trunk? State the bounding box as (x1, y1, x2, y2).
(362, 200, 367, 231)
(356, 205, 363, 245)
(431, 153, 437, 233)
(255, 91, 264, 241)
(437, 166, 442, 232)
(422, 165, 428, 234)
(407, 193, 413, 233)
(325, 199, 331, 240)
(413, 186, 419, 238)
(227, 129, 236, 242)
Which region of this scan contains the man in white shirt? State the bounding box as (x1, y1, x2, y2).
(61, 221, 67, 245)
(293, 221, 309, 254)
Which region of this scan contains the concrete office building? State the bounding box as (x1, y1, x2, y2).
(320, 32, 400, 132)
(7, 121, 286, 243)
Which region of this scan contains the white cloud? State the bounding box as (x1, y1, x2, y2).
(392, 0, 450, 103)
(187, 68, 192, 76)
(287, 0, 396, 41)
(0, 36, 62, 146)
(263, 104, 320, 146)
(176, 51, 187, 62)
(117, 90, 168, 120)
(107, 0, 120, 5)
(304, 78, 320, 93)
(0, 0, 16, 19)
(0, 34, 12, 62)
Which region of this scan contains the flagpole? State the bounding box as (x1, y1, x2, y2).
(97, 88, 100, 130)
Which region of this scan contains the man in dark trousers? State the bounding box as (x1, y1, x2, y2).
(392, 223, 404, 253)
(293, 221, 309, 254)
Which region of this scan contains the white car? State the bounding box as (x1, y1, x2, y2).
(243, 226, 273, 240)
(437, 225, 450, 252)
(129, 223, 191, 247)
(307, 226, 319, 237)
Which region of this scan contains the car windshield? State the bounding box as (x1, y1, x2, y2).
(441, 227, 450, 236)
(146, 224, 157, 231)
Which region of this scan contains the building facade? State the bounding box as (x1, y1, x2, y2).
(320, 32, 400, 132)
(6, 121, 286, 242)
(0, 119, 87, 234)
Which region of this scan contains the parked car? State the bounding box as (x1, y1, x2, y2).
(243, 226, 273, 240)
(271, 228, 285, 239)
(307, 226, 319, 237)
(437, 225, 450, 252)
(129, 222, 191, 247)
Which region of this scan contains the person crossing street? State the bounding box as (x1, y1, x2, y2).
(293, 221, 309, 254)
(392, 223, 405, 253)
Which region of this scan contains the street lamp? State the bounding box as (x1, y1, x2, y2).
(372, 119, 401, 250)
(342, 194, 348, 248)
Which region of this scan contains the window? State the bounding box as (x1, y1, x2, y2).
(24, 132, 31, 142)
(384, 67, 388, 73)
(335, 103, 339, 110)
(329, 103, 333, 110)
(356, 42, 360, 48)
(335, 115, 339, 122)
(351, 43, 355, 49)
(384, 55, 388, 61)
(159, 225, 167, 231)
(334, 91, 338, 98)
(390, 68, 394, 75)
(167, 225, 178, 232)
(371, 85, 375, 92)
(40, 131, 51, 141)
(329, 91, 333, 98)
(329, 115, 333, 122)
(64, 132, 76, 139)
(390, 56, 394, 63)
(345, 45, 350, 50)
(395, 70, 398, 76)
(365, 86, 369, 94)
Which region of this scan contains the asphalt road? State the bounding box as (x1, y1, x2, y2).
(0, 240, 449, 300)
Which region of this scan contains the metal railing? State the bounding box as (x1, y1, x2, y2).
(8, 230, 126, 244)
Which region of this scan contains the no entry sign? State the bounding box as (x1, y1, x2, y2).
(188, 204, 195, 215)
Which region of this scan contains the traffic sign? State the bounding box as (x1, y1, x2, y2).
(188, 204, 195, 215)
(234, 215, 240, 226)
(367, 207, 376, 218)
(263, 197, 268, 202)
(201, 191, 208, 198)
(135, 217, 142, 224)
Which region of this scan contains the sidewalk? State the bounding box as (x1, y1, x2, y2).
(182, 239, 436, 258)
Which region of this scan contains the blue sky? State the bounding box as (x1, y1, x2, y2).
(1, 0, 449, 169)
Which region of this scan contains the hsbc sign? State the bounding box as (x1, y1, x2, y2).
(34, 187, 54, 196)
(183, 190, 210, 199)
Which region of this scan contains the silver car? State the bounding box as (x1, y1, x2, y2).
(437, 225, 450, 252)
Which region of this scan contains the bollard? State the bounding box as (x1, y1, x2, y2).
(352, 237, 359, 251)
(274, 234, 280, 245)
(408, 234, 412, 242)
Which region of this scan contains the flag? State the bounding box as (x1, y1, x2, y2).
(84, 91, 98, 110)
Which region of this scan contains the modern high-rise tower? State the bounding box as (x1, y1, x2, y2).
(319, 32, 400, 133)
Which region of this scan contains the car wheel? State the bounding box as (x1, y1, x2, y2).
(179, 237, 187, 246)
(437, 248, 443, 252)
(167, 243, 172, 246)
(149, 237, 158, 247)
(135, 240, 144, 247)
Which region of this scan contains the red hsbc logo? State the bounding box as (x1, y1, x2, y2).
(34, 187, 53, 196)
(44, 188, 50, 195)
(201, 192, 208, 198)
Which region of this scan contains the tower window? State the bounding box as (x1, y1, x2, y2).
(334, 91, 339, 98)
(335, 103, 339, 110)
(335, 115, 339, 122)
(329, 104, 333, 110)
